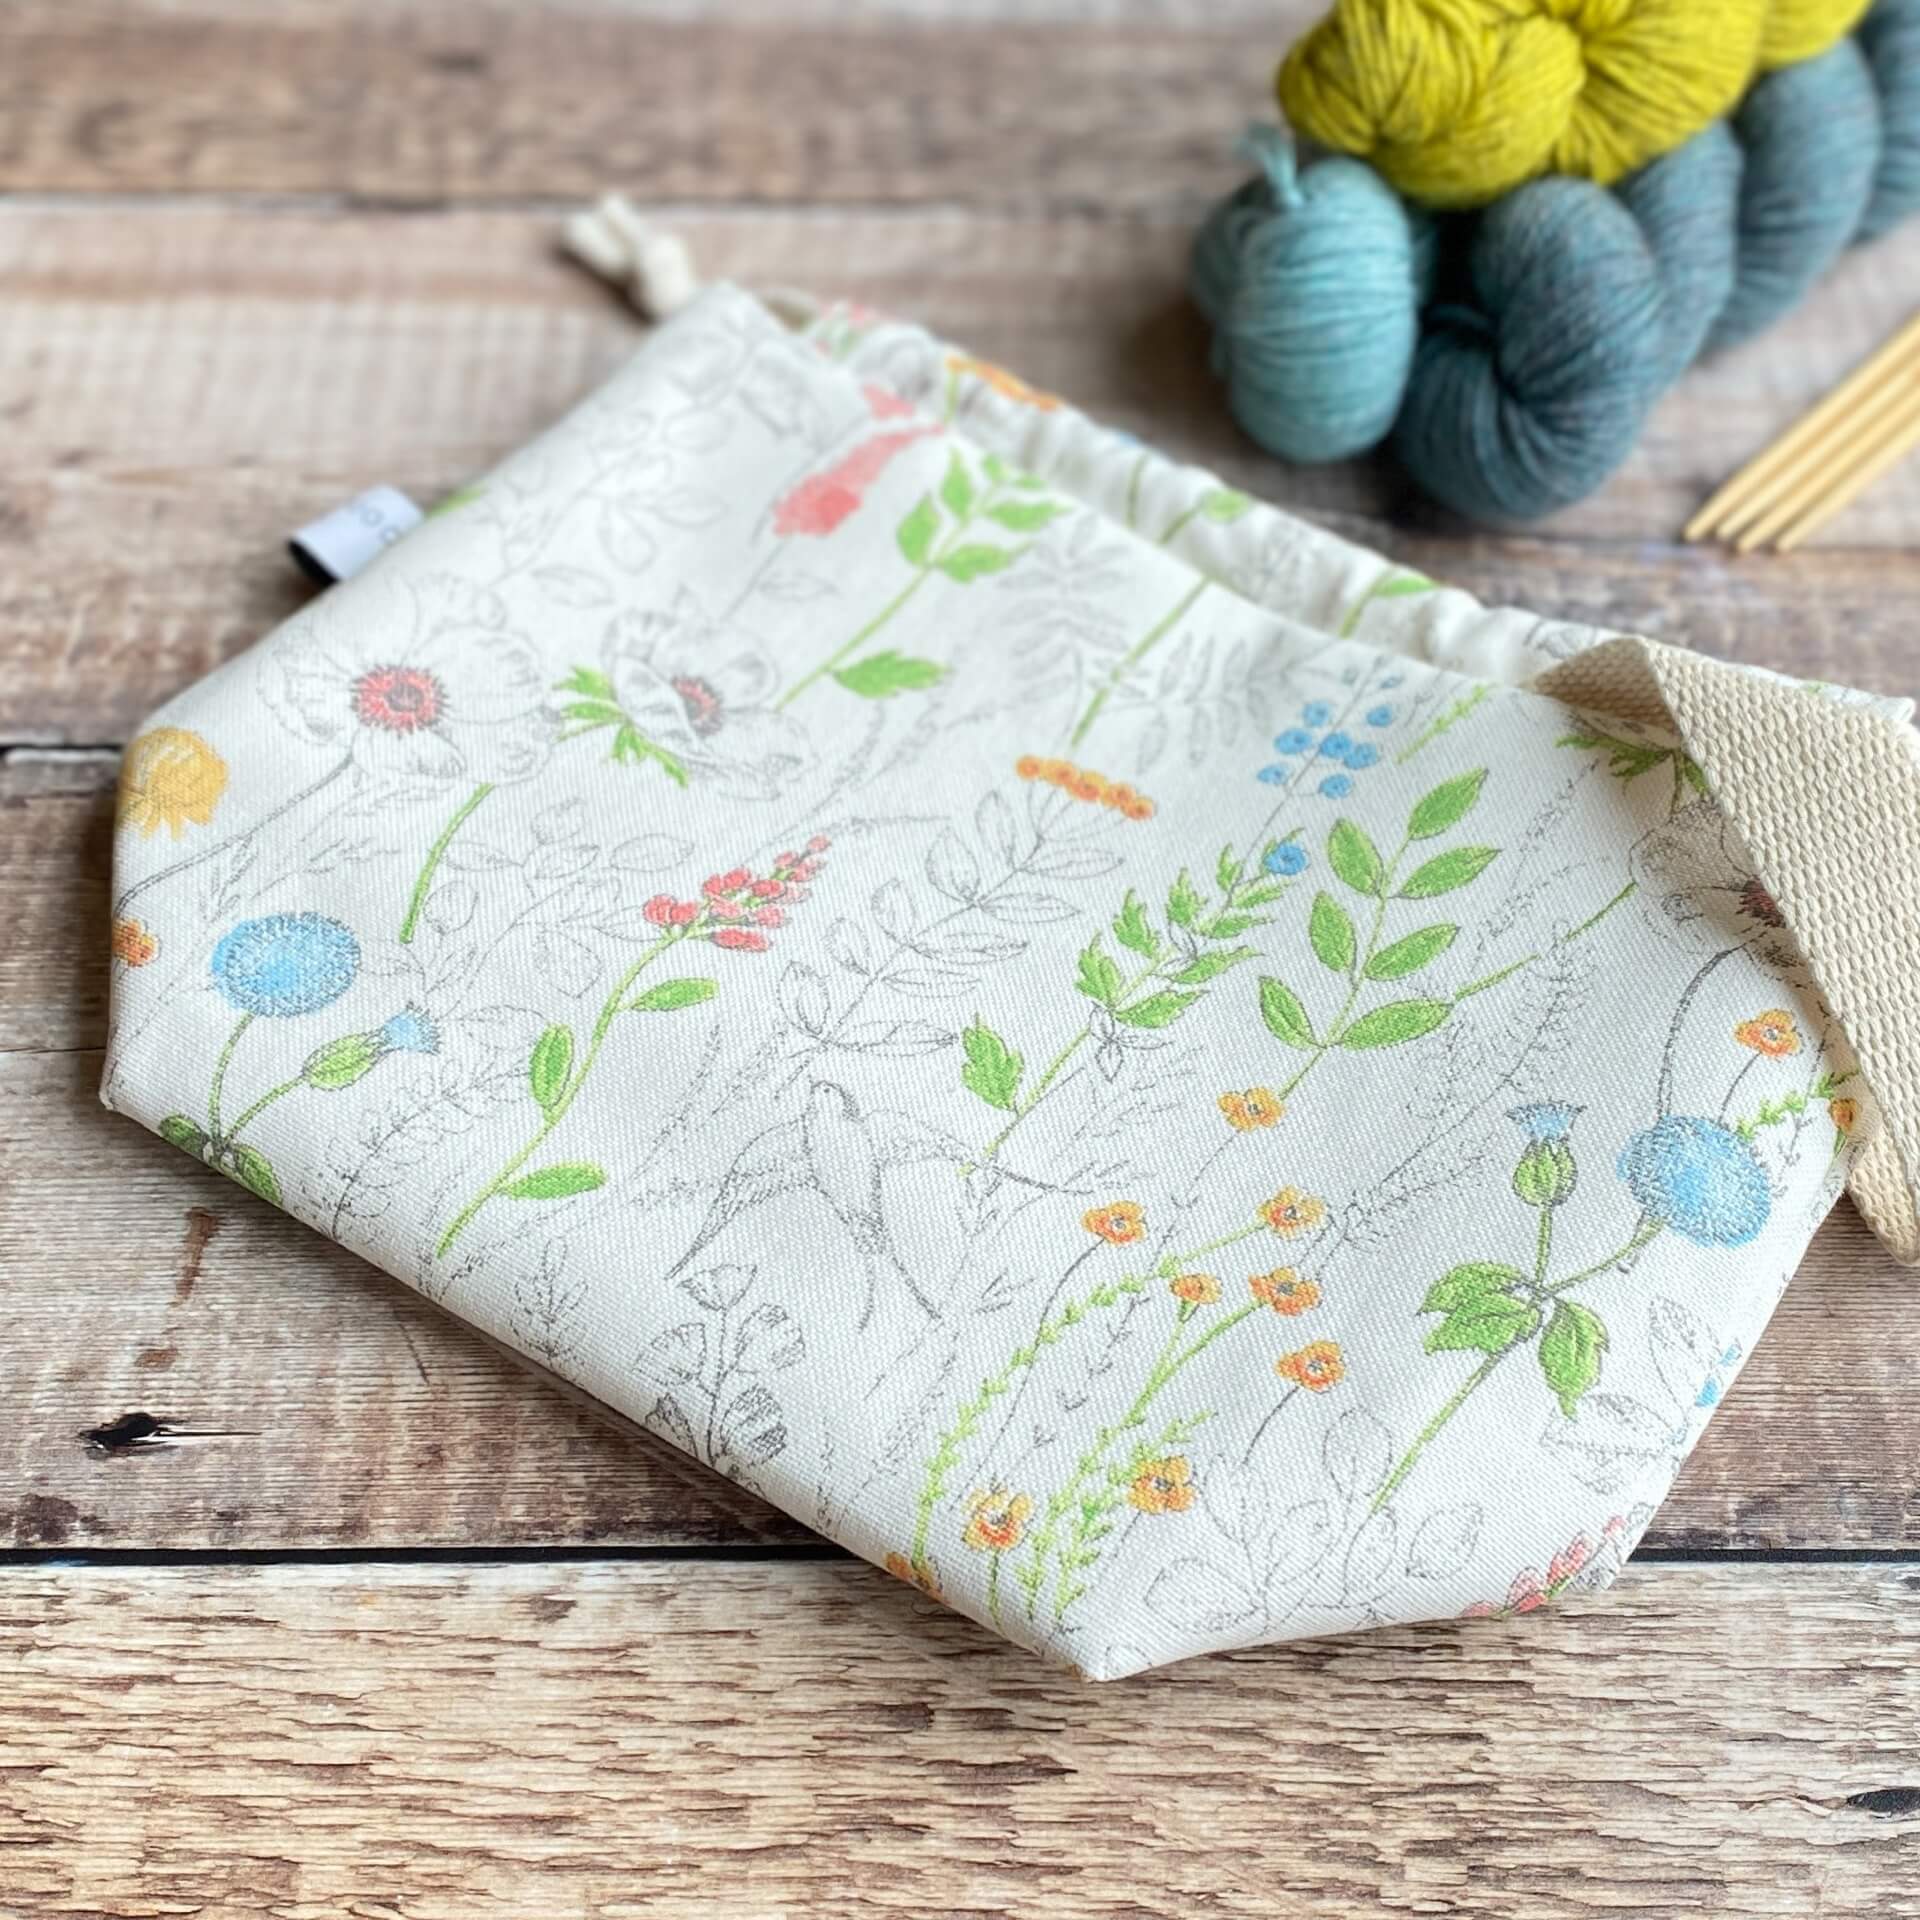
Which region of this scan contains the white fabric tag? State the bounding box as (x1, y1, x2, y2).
(289, 486, 425, 584)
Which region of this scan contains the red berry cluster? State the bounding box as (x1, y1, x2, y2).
(642, 835, 830, 954)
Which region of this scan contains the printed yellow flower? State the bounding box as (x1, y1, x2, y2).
(1830, 1097, 1859, 1135)
(1219, 1087, 1284, 1132)
(948, 353, 1062, 412)
(110, 916, 159, 968)
(1084, 1200, 1147, 1245)
(1250, 1267, 1319, 1315)
(1276, 1340, 1345, 1393)
(1259, 1186, 1326, 1235)
(1734, 1009, 1801, 1058)
(117, 727, 228, 840)
(1127, 1456, 1195, 1515)
(962, 1489, 1033, 1554)
(884, 1551, 945, 1601)
(1170, 1271, 1221, 1305)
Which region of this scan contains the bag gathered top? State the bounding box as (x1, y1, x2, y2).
(104, 273, 1920, 1678)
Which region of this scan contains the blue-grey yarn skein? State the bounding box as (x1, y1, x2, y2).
(1855, 0, 1920, 235)
(1190, 124, 1433, 464)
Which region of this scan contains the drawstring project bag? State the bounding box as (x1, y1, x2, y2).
(105, 263, 1920, 1678)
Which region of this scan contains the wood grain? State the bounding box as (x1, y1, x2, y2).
(3, 204, 1920, 746)
(2, 1560, 1918, 1918)
(4, 761, 1916, 1554)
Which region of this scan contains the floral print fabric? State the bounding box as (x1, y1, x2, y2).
(105, 285, 1873, 1677)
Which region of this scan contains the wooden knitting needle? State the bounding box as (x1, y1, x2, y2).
(1684, 310, 1920, 542)
(1734, 367, 1920, 552)
(1773, 397, 1920, 552)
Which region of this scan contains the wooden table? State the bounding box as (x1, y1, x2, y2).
(5, 4, 1920, 1913)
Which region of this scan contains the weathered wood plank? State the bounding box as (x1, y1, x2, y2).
(5, 751, 1919, 1554)
(2, 1561, 1917, 1917)
(3, 203, 1917, 748)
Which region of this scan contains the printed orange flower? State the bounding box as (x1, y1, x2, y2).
(962, 1489, 1033, 1554)
(1069, 769, 1108, 804)
(111, 916, 159, 968)
(1169, 1271, 1221, 1305)
(948, 352, 1062, 412)
(1276, 1340, 1345, 1393)
(883, 1551, 944, 1601)
(1127, 1456, 1195, 1515)
(1249, 1268, 1318, 1315)
(1259, 1186, 1326, 1236)
(1013, 754, 1155, 819)
(1084, 1200, 1146, 1245)
(1830, 1097, 1859, 1135)
(1733, 1009, 1801, 1058)
(1118, 791, 1155, 822)
(1014, 754, 1045, 780)
(118, 727, 228, 840)
(1219, 1087, 1284, 1132)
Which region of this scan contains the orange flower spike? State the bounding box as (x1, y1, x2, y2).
(1070, 769, 1108, 805)
(961, 1489, 1033, 1554)
(1259, 1186, 1326, 1235)
(111, 917, 160, 968)
(1127, 1456, 1195, 1515)
(1104, 782, 1137, 812)
(1083, 1200, 1147, 1245)
(1169, 1272, 1221, 1305)
(1250, 1268, 1319, 1315)
(1733, 1009, 1802, 1058)
(947, 353, 1063, 412)
(1219, 1087, 1284, 1132)
(1121, 793, 1155, 821)
(1830, 1097, 1860, 1135)
(1040, 758, 1077, 788)
(1276, 1340, 1345, 1392)
(1014, 754, 1044, 781)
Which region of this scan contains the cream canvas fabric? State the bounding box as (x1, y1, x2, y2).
(104, 285, 1915, 1677)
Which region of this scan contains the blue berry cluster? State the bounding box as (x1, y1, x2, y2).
(1256, 698, 1396, 801)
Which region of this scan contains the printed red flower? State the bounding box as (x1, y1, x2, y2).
(712, 927, 770, 952)
(773, 428, 934, 537)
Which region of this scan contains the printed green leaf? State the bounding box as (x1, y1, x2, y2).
(504, 1163, 607, 1201)
(1216, 845, 1244, 894)
(1201, 488, 1253, 523)
(1398, 845, 1499, 899)
(627, 978, 719, 1014)
(159, 1114, 210, 1158)
(1308, 891, 1356, 974)
(1258, 977, 1316, 1050)
(1167, 946, 1254, 986)
(225, 1143, 281, 1208)
(1681, 756, 1710, 797)
(1076, 938, 1124, 1008)
(1407, 768, 1487, 840)
(555, 665, 618, 703)
(1421, 1262, 1527, 1316)
(986, 498, 1065, 533)
(1377, 571, 1434, 598)
(1366, 923, 1458, 981)
(1424, 1293, 1539, 1356)
(983, 451, 1011, 486)
(1166, 869, 1204, 929)
(938, 544, 1016, 583)
(940, 450, 975, 519)
(1112, 990, 1201, 1030)
(1235, 879, 1287, 909)
(529, 1024, 574, 1114)
(834, 651, 945, 699)
(1327, 819, 1385, 897)
(1112, 891, 1160, 959)
(960, 1019, 1023, 1111)
(560, 698, 628, 728)
(608, 726, 690, 786)
(896, 494, 940, 567)
(1539, 1300, 1609, 1419)
(1338, 998, 1452, 1050)
(1202, 911, 1262, 938)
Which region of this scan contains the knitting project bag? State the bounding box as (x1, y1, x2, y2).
(105, 284, 1920, 1678)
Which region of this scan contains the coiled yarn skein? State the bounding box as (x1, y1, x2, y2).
(1195, 0, 1920, 523)
(1279, 0, 1873, 209)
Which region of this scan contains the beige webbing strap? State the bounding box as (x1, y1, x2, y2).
(1539, 638, 1920, 1265)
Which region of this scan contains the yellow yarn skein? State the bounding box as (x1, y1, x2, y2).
(1278, 0, 1872, 207)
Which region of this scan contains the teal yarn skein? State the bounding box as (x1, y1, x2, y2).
(1191, 125, 1433, 464)
(1194, 0, 1920, 522)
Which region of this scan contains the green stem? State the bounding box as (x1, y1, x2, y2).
(987, 1551, 1003, 1629)
(207, 1011, 254, 1139)
(223, 1076, 303, 1146)
(1156, 502, 1202, 549)
(778, 568, 934, 710)
(1535, 1206, 1554, 1287)
(1067, 579, 1209, 751)
(1371, 1354, 1505, 1515)
(400, 781, 495, 944)
(436, 930, 683, 1255)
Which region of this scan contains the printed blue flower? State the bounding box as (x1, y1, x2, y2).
(1263, 841, 1309, 877)
(1256, 763, 1290, 786)
(1272, 727, 1315, 755)
(1343, 742, 1380, 771)
(1301, 700, 1334, 727)
(1508, 1101, 1583, 1145)
(379, 1006, 440, 1056)
(1317, 773, 1354, 800)
(1365, 705, 1395, 728)
(1319, 730, 1355, 759)
(1617, 1116, 1771, 1248)
(210, 912, 361, 1019)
